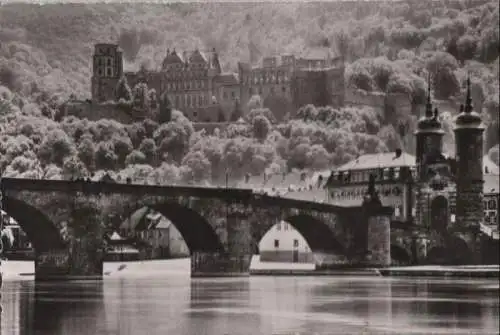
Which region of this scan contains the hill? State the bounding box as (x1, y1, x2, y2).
(0, 1, 498, 187)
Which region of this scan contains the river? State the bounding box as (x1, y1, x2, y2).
(0, 260, 499, 335)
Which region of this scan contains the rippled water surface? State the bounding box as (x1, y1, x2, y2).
(1, 269, 499, 334)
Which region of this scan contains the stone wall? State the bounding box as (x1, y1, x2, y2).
(1, 178, 356, 279)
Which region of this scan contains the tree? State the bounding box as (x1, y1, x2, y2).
(335, 29, 349, 63)
(132, 83, 150, 112)
(37, 129, 76, 166)
(181, 151, 212, 184)
(158, 92, 172, 124)
(77, 134, 96, 170)
(230, 99, 243, 122)
(115, 76, 133, 102)
(252, 115, 271, 141)
(62, 156, 88, 180)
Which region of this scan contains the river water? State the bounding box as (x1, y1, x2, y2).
(0, 263, 499, 335)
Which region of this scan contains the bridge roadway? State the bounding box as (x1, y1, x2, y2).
(0, 177, 350, 214)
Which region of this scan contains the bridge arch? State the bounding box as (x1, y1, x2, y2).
(253, 214, 345, 256)
(2, 196, 66, 252)
(119, 202, 224, 253)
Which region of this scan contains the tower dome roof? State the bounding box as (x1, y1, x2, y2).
(416, 78, 444, 134)
(454, 77, 484, 130)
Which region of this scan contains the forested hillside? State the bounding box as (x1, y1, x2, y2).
(0, 1, 498, 184)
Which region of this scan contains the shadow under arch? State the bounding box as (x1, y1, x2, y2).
(2, 196, 66, 252)
(426, 246, 447, 264)
(120, 202, 224, 253)
(446, 235, 473, 265)
(282, 214, 346, 255)
(391, 244, 412, 265)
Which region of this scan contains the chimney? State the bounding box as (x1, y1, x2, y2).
(394, 148, 402, 159)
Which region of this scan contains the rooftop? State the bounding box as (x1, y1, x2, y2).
(335, 151, 416, 172)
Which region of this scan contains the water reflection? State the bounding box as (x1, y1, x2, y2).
(0, 277, 498, 335)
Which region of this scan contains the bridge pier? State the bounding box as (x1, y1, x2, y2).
(35, 245, 104, 281)
(191, 206, 253, 277)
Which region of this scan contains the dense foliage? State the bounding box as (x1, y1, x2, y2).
(0, 1, 499, 184)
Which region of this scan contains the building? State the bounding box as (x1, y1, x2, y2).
(326, 149, 416, 224)
(324, 78, 499, 264)
(89, 43, 345, 123)
(259, 221, 313, 263)
(238, 51, 345, 121)
(119, 208, 189, 260)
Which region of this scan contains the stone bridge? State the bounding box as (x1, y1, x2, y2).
(0, 177, 393, 281)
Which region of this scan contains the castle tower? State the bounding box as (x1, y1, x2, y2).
(453, 76, 485, 239)
(91, 43, 123, 103)
(414, 78, 446, 231)
(414, 77, 444, 181)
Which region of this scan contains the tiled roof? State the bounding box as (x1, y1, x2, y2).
(336, 152, 416, 172)
(484, 174, 499, 194)
(215, 72, 239, 85)
(298, 48, 333, 60)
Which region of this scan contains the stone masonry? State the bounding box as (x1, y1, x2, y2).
(0, 177, 392, 280)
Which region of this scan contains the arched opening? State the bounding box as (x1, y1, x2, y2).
(257, 221, 314, 265)
(430, 196, 448, 232)
(108, 202, 223, 266)
(1, 196, 66, 256)
(254, 215, 345, 270)
(390, 244, 412, 265)
(285, 215, 345, 254)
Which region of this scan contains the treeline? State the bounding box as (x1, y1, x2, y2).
(1, 83, 405, 184)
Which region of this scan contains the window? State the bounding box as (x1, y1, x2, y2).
(293, 239, 299, 248)
(276, 223, 281, 231)
(198, 95, 203, 106)
(274, 239, 279, 248)
(284, 223, 289, 231)
(106, 68, 112, 77)
(488, 199, 497, 210)
(98, 69, 103, 76)
(107, 58, 112, 66)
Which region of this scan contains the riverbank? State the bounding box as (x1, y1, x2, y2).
(2, 259, 499, 280)
(379, 265, 500, 278)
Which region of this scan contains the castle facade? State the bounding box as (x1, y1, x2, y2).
(90, 43, 345, 123)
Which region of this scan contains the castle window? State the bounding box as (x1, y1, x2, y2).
(488, 199, 497, 210)
(107, 58, 112, 66)
(274, 239, 279, 248)
(293, 239, 299, 247)
(198, 95, 203, 106)
(106, 68, 112, 77)
(98, 69, 103, 76)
